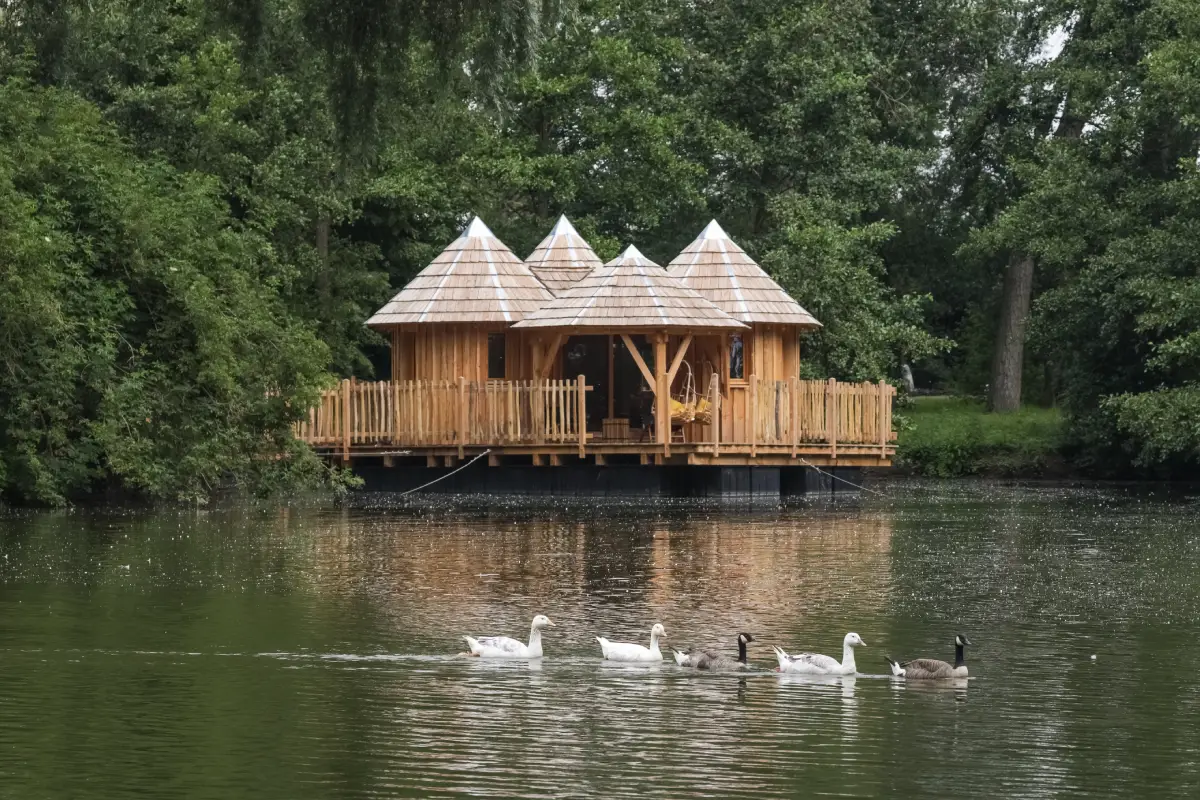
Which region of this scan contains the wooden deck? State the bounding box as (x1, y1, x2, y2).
(295, 376, 896, 467)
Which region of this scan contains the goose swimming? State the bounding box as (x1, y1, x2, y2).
(773, 632, 865, 675)
(673, 633, 754, 670)
(462, 614, 555, 658)
(597, 623, 666, 662)
(885, 634, 971, 679)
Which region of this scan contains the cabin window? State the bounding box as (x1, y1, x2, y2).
(729, 334, 745, 380)
(487, 333, 506, 379)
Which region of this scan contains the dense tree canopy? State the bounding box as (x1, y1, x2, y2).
(2, 0, 1199, 502)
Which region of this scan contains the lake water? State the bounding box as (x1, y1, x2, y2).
(2, 481, 1200, 798)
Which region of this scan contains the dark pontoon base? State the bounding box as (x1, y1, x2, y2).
(354, 462, 863, 500)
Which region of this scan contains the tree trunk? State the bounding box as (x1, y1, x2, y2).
(988, 254, 1034, 412)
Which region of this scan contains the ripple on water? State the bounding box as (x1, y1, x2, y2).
(2, 481, 1200, 798)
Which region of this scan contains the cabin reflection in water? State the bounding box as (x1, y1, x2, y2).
(295, 215, 896, 496)
(302, 511, 893, 633)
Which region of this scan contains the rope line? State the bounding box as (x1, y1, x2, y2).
(399, 449, 492, 496)
(797, 458, 888, 497)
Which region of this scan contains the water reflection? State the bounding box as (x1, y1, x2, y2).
(3, 483, 1200, 798)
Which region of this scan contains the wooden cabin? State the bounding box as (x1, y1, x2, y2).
(667, 220, 822, 445)
(295, 215, 896, 475)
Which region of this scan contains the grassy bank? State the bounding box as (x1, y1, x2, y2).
(895, 396, 1065, 477)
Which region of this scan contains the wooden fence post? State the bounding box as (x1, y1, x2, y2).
(790, 376, 800, 458)
(826, 377, 837, 459)
(577, 374, 586, 458)
(393, 381, 401, 446)
(458, 376, 467, 459)
(878, 379, 889, 457)
(749, 374, 758, 458)
(341, 378, 352, 462)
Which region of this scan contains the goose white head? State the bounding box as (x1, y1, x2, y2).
(955, 634, 971, 647)
(532, 615, 555, 629)
(651, 623, 666, 638)
(844, 632, 866, 647)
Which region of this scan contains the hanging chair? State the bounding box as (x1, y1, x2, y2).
(669, 361, 699, 424)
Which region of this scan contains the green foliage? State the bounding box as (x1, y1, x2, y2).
(897, 397, 1064, 477)
(7, 0, 1200, 503)
(0, 77, 334, 504)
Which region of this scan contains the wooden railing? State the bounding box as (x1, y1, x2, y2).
(294, 375, 894, 459)
(718, 376, 896, 455)
(295, 377, 589, 458)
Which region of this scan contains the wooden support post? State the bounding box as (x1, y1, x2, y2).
(640, 453, 650, 465)
(595, 453, 606, 465)
(827, 377, 838, 459)
(488, 453, 501, 467)
(878, 379, 888, 456)
(620, 334, 656, 394)
(607, 335, 615, 419)
(790, 376, 800, 458)
(532, 454, 544, 466)
(444, 455, 455, 468)
(654, 334, 668, 456)
(666, 334, 693, 384)
(426, 454, 438, 468)
(457, 376, 467, 459)
(539, 334, 564, 379)
(749, 374, 758, 458)
(577, 374, 586, 458)
(549, 454, 562, 467)
(711, 372, 721, 456)
(383, 455, 395, 468)
(532, 342, 544, 446)
(341, 378, 352, 463)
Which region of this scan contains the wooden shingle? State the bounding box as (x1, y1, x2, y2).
(512, 245, 747, 332)
(367, 217, 553, 327)
(525, 215, 603, 295)
(667, 220, 821, 327)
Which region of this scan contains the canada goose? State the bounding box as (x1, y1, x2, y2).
(773, 632, 865, 675)
(462, 615, 556, 658)
(596, 623, 666, 662)
(885, 634, 971, 678)
(674, 633, 754, 670)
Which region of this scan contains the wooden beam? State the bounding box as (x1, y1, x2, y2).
(538, 333, 565, 379)
(666, 334, 693, 384)
(654, 334, 668, 453)
(607, 334, 615, 418)
(341, 378, 352, 463)
(577, 374, 587, 458)
(620, 334, 656, 395)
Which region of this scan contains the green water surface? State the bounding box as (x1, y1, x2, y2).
(2, 481, 1199, 798)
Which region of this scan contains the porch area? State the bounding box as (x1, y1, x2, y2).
(294, 375, 896, 467)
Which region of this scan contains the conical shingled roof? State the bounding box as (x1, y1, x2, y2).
(667, 220, 821, 327)
(512, 245, 748, 332)
(524, 215, 604, 295)
(366, 217, 553, 327)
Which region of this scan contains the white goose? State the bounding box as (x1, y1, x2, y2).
(773, 632, 866, 675)
(596, 623, 666, 662)
(462, 614, 555, 658)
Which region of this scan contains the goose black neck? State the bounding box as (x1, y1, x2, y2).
(954, 643, 965, 668)
(737, 639, 747, 664)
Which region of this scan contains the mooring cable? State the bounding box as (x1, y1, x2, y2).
(398, 449, 492, 496)
(796, 458, 888, 497)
